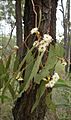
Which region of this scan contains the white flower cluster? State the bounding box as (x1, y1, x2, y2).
(43, 34, 52, 43)
(38, 34, 52, 52)
(33, 33, 53, 52)
(45, 73, 59, 88)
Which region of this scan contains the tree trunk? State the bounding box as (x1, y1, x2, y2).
(13, 0, 58, 120)
(66, 0, 70, 72)
(15, 0, 23, 61)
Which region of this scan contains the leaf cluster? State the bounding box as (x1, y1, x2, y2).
(0, 41, 71, 112)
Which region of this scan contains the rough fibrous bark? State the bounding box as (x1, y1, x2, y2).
(13, 0, 58, 120)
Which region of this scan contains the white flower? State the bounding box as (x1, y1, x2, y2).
(61, 59, 67, 66)
(33, 41, 39, 47)
(33, 34, 52, 53)
(0, 46, 3, 50)
(38, 45, 46, 52)
(16, 72, 21, 79)
(17, 77, 23, 81)
(43, 34, 52, 40)
(43, 34, 52, 43)
(40, 40, 47, 45)
(13, 45, 19, 50)
(52, 72, 60, 82)
(31, 28, 38, 34)
(16, 72, 23, 81)
(45, 73, 59, 88)
(62, 61, 67, 66)
(46, 80, 55, 88)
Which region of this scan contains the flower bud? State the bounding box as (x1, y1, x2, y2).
(31, 28, 38, 34)
(13, 45, 19, 50)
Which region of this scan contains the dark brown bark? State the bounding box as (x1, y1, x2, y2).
(15, 0, 23, 61)
(13, 0, 58, 120)
(13, 85, 47, 120)
(23, 0, 35, 56)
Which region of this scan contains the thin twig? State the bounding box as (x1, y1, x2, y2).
(31, 0, 37, 27)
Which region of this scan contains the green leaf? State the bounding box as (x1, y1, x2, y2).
(55, 61, 65, 79)
(1, 77, 12, 103)
(34, 45, 57, 84)
(17, 46, 35, 72)
(6, 55, 11, 69)
(54, 79, 71, 88)
(31, 81, 46, 112)
(20, 53, 35, 91)
(0, 95, 11, 100)
(55, 103, 71, 108)
(0, 78, 3, 89)
(34, 66, 49, 84)
(55, 43, 64, 57)
(1, 79, 16, 102)
(45, 93, 56, 112)
(8, 84, 16, 99)
(46, 45, 57, 68)
(23, 52, 44, 91)
(13, 56, 19, 72)
(23, 52, 34, 82)
(0, 73, 8, 89)
(0, 58, 5, 75)
(0, 59, 6, 89)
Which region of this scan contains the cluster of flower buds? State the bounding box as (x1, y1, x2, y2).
(45, 72, 59, 88)
(31, 28, 53, 52)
